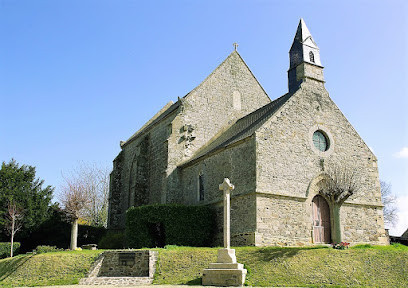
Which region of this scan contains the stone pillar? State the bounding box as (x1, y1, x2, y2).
(202, 178, 247, 286)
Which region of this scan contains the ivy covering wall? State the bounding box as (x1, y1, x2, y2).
(126, 204, 215, 248)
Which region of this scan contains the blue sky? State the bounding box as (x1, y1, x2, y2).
(1, 0, 407, 235)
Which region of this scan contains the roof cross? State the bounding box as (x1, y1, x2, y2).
(233, 42, 238, 51)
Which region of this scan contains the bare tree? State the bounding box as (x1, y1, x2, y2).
(59, 162, 110, 249)
(77, 163, 110, 227)
(59, 177, 90, 250)
(320, 164, 361, 243)
(380, 180, 398, 227)
(5, 201, 24, 257)
(320, 165, 360, 205)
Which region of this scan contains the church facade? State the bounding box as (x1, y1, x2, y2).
(107, 19, 388, 246)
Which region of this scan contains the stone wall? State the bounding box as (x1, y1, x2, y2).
(181, 138, 257, 245)
(166, 51, 270, 203)
(254, 81, 387, 245)
(80, 250, 157, 285)
(108, 51, 271, 228)
(214, 193, 257, 246)
(341, 204, 388, 244)
(179, 51, 270, 161)
(256, 194, 310, 246)
(97, 250, 157, 277)
(109, 110, 177, 229)
(107, 151, 124, 229)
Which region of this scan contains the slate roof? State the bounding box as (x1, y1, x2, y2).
(179, 91, 293, 168)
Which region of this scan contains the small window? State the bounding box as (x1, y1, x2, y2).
(313, 131, 329, 152)
(309, 51, 315, 63)
(198, 173, 204, 201)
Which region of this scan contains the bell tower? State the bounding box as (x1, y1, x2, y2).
(288, 19, 325, 92)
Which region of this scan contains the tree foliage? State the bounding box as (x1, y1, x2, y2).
(380, 180, 398, 227)
(0, 159, 54, 240)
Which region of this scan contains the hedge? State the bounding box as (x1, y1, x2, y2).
(126, 204, 215, 248)
(21, 207, 107, 252)
(98, 231, 125, 249)
(0, 242, 20, 258)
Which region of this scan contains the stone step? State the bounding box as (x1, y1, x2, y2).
(79, 277, 153, 286)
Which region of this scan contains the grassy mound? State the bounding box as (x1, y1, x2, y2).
(155, 244, 408, 287)
(0, 244, 406, 287)
(0, 250, 102, 287)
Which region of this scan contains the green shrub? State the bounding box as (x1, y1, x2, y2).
(34, 245, 64, 254)
(126, 204, 215, 248)
(0, 242, 20, 258)
(98, 231, 125, 249)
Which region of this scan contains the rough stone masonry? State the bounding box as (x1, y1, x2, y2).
(107, 19, 388, 247)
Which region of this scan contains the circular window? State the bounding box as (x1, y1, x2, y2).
(313, 131, 329, 152)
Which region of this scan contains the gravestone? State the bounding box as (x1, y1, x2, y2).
(202, 178, 247, 286)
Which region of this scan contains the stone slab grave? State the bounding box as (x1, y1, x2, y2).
(202, 178, 247, 286)
(80, 250, 157, 285)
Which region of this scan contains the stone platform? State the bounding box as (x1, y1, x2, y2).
(202, 248, 247, 286)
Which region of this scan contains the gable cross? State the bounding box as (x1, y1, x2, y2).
(219, 178, 235, 248)
(233, 42, 239, 51)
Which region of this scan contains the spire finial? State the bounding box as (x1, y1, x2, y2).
(233, 42, 238, 51)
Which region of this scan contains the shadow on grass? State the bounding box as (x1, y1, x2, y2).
(0, 255, 33, 281)
(256, 246, 328, 261)
(185, 277, 202, 285)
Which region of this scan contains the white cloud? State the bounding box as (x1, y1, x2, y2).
(388, 195, 408, 237)
(394, 147, 408, 158)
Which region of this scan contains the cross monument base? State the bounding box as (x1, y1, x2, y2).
(202, 248, 247, 286)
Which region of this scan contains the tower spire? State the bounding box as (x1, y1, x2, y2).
(288, 18, 324, 92)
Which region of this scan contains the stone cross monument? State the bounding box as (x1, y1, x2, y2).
(202, 178, 247, 286)
(219, 178, 234, 249)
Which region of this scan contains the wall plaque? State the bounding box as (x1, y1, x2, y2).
(119, 252, 135, 266)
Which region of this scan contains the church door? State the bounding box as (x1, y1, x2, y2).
(312, 195, 331, 243)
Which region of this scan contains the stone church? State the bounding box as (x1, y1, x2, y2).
(107, 19, 388, 246)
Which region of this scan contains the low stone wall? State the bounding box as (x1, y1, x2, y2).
(80, 250, 157, 285)
(98, 250, 156, 277)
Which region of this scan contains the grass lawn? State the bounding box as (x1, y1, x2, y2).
(0, 250, 103, 287)
(155, 244, 408, 287)
(0, 244, 406, 287)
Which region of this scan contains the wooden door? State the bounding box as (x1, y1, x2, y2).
(312, 195, 331, 243)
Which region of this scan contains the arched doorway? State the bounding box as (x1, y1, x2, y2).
(312, 195, 331, 243)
